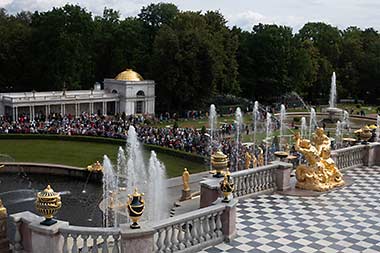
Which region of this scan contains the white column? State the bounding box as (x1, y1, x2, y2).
(90, 102, 94, 114)
(29, 106, 32, 119)
(115, 101, 117, 114)
(48, 104, 51, 115)
(104, 102, 107, 116)
(32, 105, 35, 120)
(15, 106, 18, 120)
(12, 107, 15, 121)
(75, 103, 78, 117)
(45, 105, 48, 117)
(63, 104, 66, 115)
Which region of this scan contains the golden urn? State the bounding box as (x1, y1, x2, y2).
(127, 188, 145, 229)
(220, 171, 234, 203)
(360, 126, 372, 144)
(211, 150, 228, 178)
(35, 185, 62, 226)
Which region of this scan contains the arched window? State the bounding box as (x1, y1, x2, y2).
(136, 90, 145, 96)
(112, 89, 118, 94)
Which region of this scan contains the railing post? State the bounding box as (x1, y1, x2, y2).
(0, 199, 10, 253)
(275, 162, 293, 191)
(29, 220, 69, 253)
(200, 178, 221, 208)
(363, 143, 380, 167)
(220, 199, 238, 242)
(120, 223, 155, 253)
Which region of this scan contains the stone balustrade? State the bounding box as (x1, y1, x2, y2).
(60, 226, 121, 253)
(331, 145, 366, 170)
(9, 200, 237, 253)
(200, 162, 292, 207)
(152, 200, 237, 253)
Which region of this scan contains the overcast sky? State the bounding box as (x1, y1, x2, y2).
(1, 0, 379, 31)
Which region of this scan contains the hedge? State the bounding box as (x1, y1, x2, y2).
(0, 134, 206, 164)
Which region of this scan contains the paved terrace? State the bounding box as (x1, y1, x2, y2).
(202, 166, 380, 253)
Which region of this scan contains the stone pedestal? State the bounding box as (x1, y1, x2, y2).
(275, 162, 293, 191)
(180, 189, 192, 201)
(219, 198, 238, 242)
(200, 178, 221, 208)
(29, 220, 68, 253)
(120, 223, 155, 253)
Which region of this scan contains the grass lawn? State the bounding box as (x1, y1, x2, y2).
(0, 139, 207, 178)
(151, 114, 253, 129)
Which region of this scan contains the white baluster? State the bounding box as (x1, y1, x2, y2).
(216, 212, 223, 237)
(91, 234, 99, 253)
(14, 219, 23, 253)
(82, 234, 89, 253)
(191, 218, 199, 245)
(198, 217, 205, 242)
(156, 228, 164, 252)
(62, 233, 68, 253)
(164, 226, 171, 252)
(112, 234, 120, 253)
(177, 223, 185, 250)
(71, 233, 79, 253)
(170, 225, 178, 251)
(185, 221, 192, 247)
(204, 216, 211, 240)
(210, 214, 217, 239)
(102, 235, 109, 253)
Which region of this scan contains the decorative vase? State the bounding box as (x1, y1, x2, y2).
(211, 150, 228, 178)
(35, 185, 62, 226)
(127, 188, 145, 229)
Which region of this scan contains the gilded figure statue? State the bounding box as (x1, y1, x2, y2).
(182, 168, 190, 192)
(244, 152, 252, 169)
(294, 129, 344, 192)
(257, 147, 264, 167)
(251, 154, 258, 168)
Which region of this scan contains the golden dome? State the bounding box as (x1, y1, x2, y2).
(115, 69, 144, 81)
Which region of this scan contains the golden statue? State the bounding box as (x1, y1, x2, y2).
(257, 147, 264, 167)
(294, 129, 344, 192)
(251, 154, 258, 168)
(180, 168, 191, 201)
(244, 152, 252, 169)
(0, 198, 6, 217)
(312, 127, 331, 154)
(182, 168, 190, 192)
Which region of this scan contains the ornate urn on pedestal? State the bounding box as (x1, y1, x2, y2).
(127, 188, 145, 229)
(220, 170, 234, 202)
(35, 185, 62, 226)
(211, 150, 228, 178)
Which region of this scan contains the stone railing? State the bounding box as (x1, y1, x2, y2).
(9, 199, 237, 253)
(232, 164, 278, 198)
(331, 143, 380, 170)
(331, 145, 366, 170)
(152, 200, 236, 253)
(60, 226, 121, 253)
(200, 162, 292, 207)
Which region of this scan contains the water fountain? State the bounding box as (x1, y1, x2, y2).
(235, 107, 243, 170)
(335, 121, 342, 149)
(301, 117, 307, 138)
(265, 113, 272, 165)
(102, 156, 116, 228)
(280, 104, 286, 150)
(209, 104, 218, 170)
(253, 101, 259, 149)
(329, 72, 337, 109)
(102, 126, 169, 227)
(309, 108, 317, 139)
(326, 72, 343, 121)
(377, 115, 380, 142)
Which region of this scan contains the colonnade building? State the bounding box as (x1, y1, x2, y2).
(0, 69, 155, 120)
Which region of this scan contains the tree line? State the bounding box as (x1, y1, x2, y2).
(0, 3, 379, 112)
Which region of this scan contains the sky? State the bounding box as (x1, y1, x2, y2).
(1, 0, 379, 31)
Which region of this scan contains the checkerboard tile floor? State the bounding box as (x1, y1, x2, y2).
(201, 166, 380, 253)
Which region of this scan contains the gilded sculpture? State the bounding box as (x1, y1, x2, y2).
(182, 168, 190, 192)
(257, 147, 264, 167)
(244, 152, 252, 169)
(294, 128, 344, 192)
